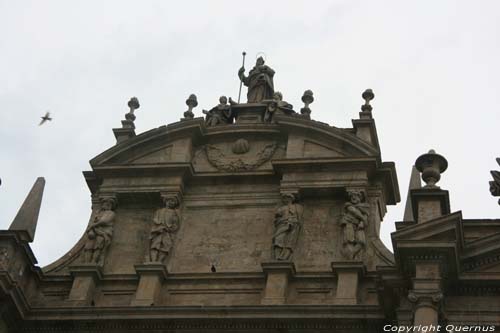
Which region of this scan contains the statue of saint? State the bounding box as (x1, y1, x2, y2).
(84, 198, 116, 264)
(238, 56, 275, 103)
(149, 196, 180, 263)
(340, 190, 370, 260)
(262, 91, 294, 122)
(272, 193, 304, 261)
(202, 96, 236, 127)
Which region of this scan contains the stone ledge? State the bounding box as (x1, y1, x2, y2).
(261, 261, 296, 277)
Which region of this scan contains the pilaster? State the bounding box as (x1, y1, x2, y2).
(261, 261, 296, 305)
(131, 263, 168, 306)
(331, 261, 365, 305)
(67, 264, 103, 306)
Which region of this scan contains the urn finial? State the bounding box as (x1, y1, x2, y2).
(125, 97, 140, 122)
(183, 94, 198, 120)
(361, 89, 374, 112)
(415, 149, 448, 188)
(300, 90, 314, 119)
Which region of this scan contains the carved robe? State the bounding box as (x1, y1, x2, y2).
(205, 105, 232, 126)
(84, 209, 115, 263)
(272, 202, 304, 261)
(150, 207, 179, 257)
(340, 201, 369, 259)
(242, 65, 275, 103)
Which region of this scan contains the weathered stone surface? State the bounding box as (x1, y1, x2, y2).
(2, 68, 500, 332)
(9, 177, 45, 242)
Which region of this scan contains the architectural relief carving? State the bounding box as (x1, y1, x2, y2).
(340, 190, 369, 260)
(203, 142, 280, 172)
(202, 96, 236, 127)
(149, 196, 180, 263)
(272, 193, 304, 261)
(238, 56, 275, 103)
(83, 197, 116, 264)
(8, 54, 500, 332)
(232, 139, 250, 154)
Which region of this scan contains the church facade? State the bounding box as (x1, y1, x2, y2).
(1, 59, 500, 332)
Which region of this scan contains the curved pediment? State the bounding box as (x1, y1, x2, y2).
(89, 116, 379, 169)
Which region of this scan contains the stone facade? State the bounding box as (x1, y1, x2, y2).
(1, 64, 500, 332)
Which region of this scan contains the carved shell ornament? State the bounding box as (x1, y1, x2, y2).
(232, 139, 250, 154)
(203, 142, 280, 172)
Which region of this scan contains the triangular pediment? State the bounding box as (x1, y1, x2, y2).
(392, 212, 463, 245)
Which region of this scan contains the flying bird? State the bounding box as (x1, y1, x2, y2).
(39, 112, 52, 126)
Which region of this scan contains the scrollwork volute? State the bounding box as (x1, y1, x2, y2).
(408, 290, 443, 310)
(340, 190, 370, 260)
(148, 195, 180, 263)
(272, 193, 304, 261)
(83, 196, 117, 264)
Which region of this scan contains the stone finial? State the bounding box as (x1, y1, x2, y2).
(490, 158, 500, 205)
(300, 90, 314, 118)
(125, 97, 140, 122)
(122, 97, 140, 129)
(415, 150, 448, 188)
(113, 97, 139, 143)
(9, 177, 45, 242)
(183, 94, 198, 120)
(361, 89, 374, 112)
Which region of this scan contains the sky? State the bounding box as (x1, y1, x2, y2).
(1, 1, 499, 266)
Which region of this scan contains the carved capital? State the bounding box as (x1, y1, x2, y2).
(98, 193, 118, 207)
(160, 191, 183, 206)
(408, 290, 443, 309)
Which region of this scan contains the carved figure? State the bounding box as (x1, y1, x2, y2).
(263, 92, 293, 122)
(84, 197, 116, 264)
(272, 193, 304, 261)
(340, 190, 370, 260)
(202, 96, 236, 126)
(238, 56, 275, 103)
(149, 196, 180, 263)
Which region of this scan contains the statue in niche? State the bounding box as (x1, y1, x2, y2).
(149, 196, 180, 263)
(83, 197, 116, 264)
(238, 56, 275, 103)
(202, 96, 236, 127)
(340, 190, 370, 260)
(272, 193, 304, 261)
(262, 91, 294, 122)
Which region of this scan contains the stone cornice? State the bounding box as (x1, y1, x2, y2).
(23, 304, 385, 321)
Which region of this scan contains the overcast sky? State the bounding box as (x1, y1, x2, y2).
(1, 1, 499, 266)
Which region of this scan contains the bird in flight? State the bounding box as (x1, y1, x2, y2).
(39, 112, 52, 126)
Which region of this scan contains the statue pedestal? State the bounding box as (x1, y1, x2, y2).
(331, 261, 365, 305)
(113, 127, 136, 144)
(68, 264, 103, 306)
(131, 263, 168, 306)
(261, 261, 296, 305)
(232, 104, 266, 124)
